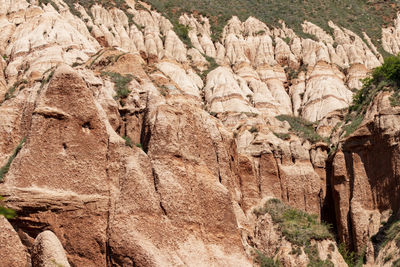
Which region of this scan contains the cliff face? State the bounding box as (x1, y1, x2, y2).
(1, 0, 400, 266)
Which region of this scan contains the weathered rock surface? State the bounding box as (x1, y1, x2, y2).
(1, 0, 400, 266)
(32, 231, 70, 267)
(0, 216, 30, 267)
(331, 92, 400, 254)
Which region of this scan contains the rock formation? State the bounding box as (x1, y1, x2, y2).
(0, 0, 400, 266)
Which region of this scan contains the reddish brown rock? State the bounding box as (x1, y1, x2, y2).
(0, 216, 30, 267)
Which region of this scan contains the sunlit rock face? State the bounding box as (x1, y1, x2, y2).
(0, 0, 399, 266)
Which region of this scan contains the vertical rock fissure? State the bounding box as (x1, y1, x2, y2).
(273, 157, 285, 201)
(151, 168, 167, 216)
(345, 151, 356, 251)
(140, 107, 151, 154)
(322, 158, 338, 237)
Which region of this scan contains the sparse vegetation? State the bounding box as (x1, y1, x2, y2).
(0, 196, 16, 219)
(173, 24, 192, 48)
(383, 220, 400, 248)
(343, 55, 400, 137)
(276, 115, 327, 143)
(273, 132, 290, 140)
(122, 136, 133, 148)
(136, 143, 144, 150)
(141, 0, 399, 49)
(101, 71, 133, 99)
(4, 79, 28, 101)
(254, 199, 333, 246)
(286, 64, 308, 81)
(283, 37, 291, 45)
(201, 54, 219, 79)
(254, 250, 281, 267)
(0, 138, 26, 181)
(393, 258, 400, 267)
(63, 0, 133, 25)
(38, 0, 59, 11)
(89, 50, 106, 68)
(337, 243, 365, 267)
(305, 244, 334, 267)
(40, 68, 56, 89)
(254, 199, 334, 266)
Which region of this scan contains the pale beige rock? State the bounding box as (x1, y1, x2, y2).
(32, 231, 71, 267)
(205, 66, 257, 113)
(157, 61, 201, 97)
(346, 63, 368, 90)
(301, 61, 352, 121)
(382, 12, 400, 55)
(1, 1, 398, 266)
(302, 21, 334, 44)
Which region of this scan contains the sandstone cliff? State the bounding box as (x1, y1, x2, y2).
(1, 0, 400, 266)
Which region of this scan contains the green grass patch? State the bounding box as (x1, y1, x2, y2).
(254, 199, 333, 246)
(173, 24, 192, 48)
(254, 250, 281, 267)
(337, 243, 365, 267)
(381, 220, 400, 249)
(101, 71, 133, 99)
(254, 199, 334, 266)
(276, 115, 327, 143)
(273, 132, 290, 140)
(0, 138, 26, 181)
(122, 136, 133, 148)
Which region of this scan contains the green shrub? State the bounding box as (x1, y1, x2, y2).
(384, 220, 400, 248)
(337, 243, 365, 267)
(273, 132, 290, 140)
(0, 138, 25, 181)
(173, 24, 193, 48)
(197, 53, 219, 80)
(122, 136, 133, 148)
(0, 196, 16, 219)
(344, 55, 400, 137)
(101, 71, 133, 99)
(255, 199, 333, 246)
(255, 250, 281, 267)
(275, 115, 327, 143)
(136, 143, 144, 150)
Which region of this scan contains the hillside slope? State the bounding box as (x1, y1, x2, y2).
(0, 0, 400, 266)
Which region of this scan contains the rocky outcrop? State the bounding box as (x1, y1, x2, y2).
(0, 216, 30, 267)
(330, 91, 400, 256)
(32, 231, 70, 267)
(1, 0, 400, 266)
